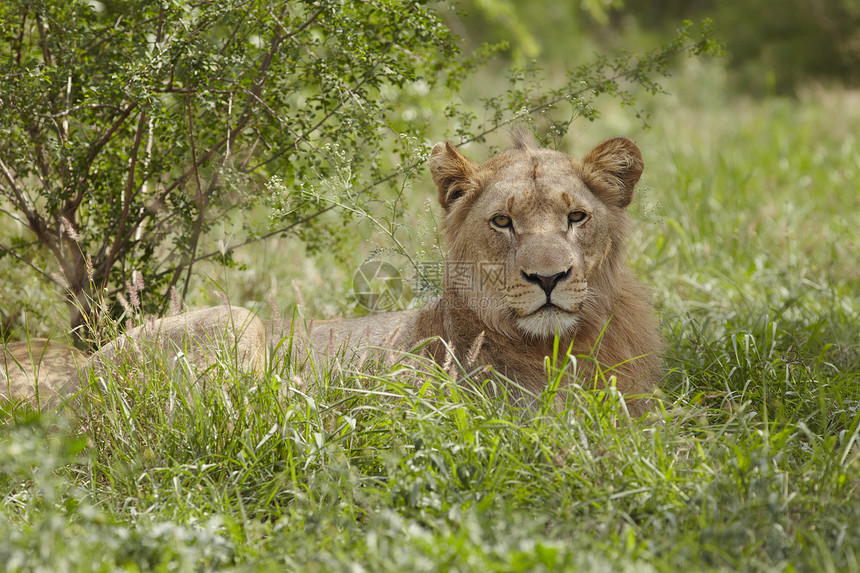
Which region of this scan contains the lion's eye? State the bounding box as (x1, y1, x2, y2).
(568, 211, 588, 226)
(491, 214, 512, 229)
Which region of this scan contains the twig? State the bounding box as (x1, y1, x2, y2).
(14, 6, 28, 67)
(0, 155, 39, 226)
(0, 206, 30, 228)
(248, 4, 406, 173)
(0, 242, 61, 287)
(81, 102, 139, 171)
(178, 88, 207, 304)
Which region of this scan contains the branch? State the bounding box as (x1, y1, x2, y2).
(141, 13, 289, 250)
(36, 103, 125, 119)
(280, 6, 324, 40)
(458, 47, 688, 148)
(81, 102, 139, 171)
(29, 121, 57, 194)
(221, 78, 336, 167)
(247, 13, 404, 173)
(0, 205, 29, 228)
(95, 109, 147, 283)
(0, 242, 61, 288)
(79, 14, 149, 60)
(0, 155, 40, 229)
(34, 8, 53, 67)
(63, 100, 139, 214)
(153, 10, 418, 273)
(14, 6, 28, 67)
(230, 7, 287, 132)
(179, 89, 207, 303)
(190, 203, 336, 265)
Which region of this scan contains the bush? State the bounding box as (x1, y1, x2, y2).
(0, 0, 460, 344)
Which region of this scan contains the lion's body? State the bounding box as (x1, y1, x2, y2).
(2, 136, 662, 416)
(2, 307, 265, 409)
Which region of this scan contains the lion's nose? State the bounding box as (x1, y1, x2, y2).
(522, 268, 572, 296)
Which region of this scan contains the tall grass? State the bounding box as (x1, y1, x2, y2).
(2, 82, 860, 572)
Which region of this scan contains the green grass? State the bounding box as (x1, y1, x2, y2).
(2, 82, 860, 572)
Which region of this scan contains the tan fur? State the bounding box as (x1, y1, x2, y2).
(2, 138, 662, 416)
(2, 339, 87, 408)
(90, 306, 267, 378)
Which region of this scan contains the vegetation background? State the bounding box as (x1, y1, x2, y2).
(1, 0, 859, 571)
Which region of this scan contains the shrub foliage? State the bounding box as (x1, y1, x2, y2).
(0, 0, 460, 342)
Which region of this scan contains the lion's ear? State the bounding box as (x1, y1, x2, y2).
(429, 141, 477, 211)
(581, 137, 644, 209)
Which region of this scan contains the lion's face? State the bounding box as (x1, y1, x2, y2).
(429, 135, 643, 340)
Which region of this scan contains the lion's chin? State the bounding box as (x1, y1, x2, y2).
(516, 307, 579, 340)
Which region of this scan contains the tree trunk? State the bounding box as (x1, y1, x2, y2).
(57, 235, 94, 350)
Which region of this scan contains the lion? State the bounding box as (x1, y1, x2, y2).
(276, 135, 663, 413)
(2, 135, 662, 416)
